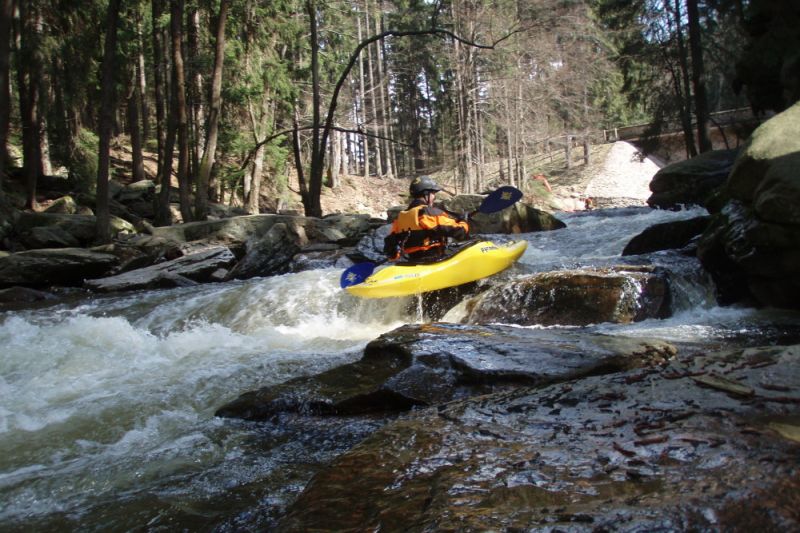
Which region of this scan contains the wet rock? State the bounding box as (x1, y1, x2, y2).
(0, 248, 119, 288)
(84, 245, 235, 292)
(352, 223, 391, 262)
(289, 244, 353, 272)
(416, 283, 481, 321)
(277, 344, 800, 532)
(647, 149, 738, 209)
(0, 286, 55, 307)
(698, 102, 800, 309)
(215, 323, 676, 420)
(226, 223, 308, 279)
(462, 266, 671, 326)
(316, 214, 383, 246)
(622, 216, 711, 256)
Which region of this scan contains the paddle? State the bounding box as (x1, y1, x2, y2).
(339, 185, 523, 289)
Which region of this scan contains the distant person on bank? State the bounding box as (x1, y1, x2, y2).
(384, 176, 470, 261)
(532, 173, 552, 192)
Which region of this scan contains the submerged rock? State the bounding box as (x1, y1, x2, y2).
(462, 266, 671, 326)
(215, 323, 676, 420)
(277, 344, 800, 531)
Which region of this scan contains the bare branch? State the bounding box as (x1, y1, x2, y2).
(317, 26, 520, 167)
(239, 125, 409, 173)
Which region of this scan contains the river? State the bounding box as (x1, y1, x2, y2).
(2, 206, 799, 530)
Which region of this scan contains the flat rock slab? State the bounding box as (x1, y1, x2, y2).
(85, 246, 236, 292)
(277, 344, 800, 531)
(215, 323, 676, 419)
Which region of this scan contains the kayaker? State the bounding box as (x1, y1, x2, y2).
(384, 176, 470, 261)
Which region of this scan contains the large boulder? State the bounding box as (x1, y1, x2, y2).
(289, 243, 354, 272)
(84, 245, 236, 292)
(0, 248, 119, 287)
(442, 194, 566, 233)
(43, 195, 79, 214)
(226, 222, 308, 279)
(352, 223, 392, 262)
(647, 149, 738, 209)
(215, 323, 676, 420)
(15, 213, 97, 245)
(462, 266, 671, 326)
(13, 212, 136, 249)
(697, 101, 800, 309)
(114, 179, 156, 204)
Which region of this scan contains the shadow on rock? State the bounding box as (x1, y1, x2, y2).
(215, 323, 676, 420)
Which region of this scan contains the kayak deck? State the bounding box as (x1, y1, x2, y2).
(345, 240, 528, 299)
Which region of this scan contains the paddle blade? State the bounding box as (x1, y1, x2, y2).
(478, 185, 523, 214)
(340, 262, 377, 288)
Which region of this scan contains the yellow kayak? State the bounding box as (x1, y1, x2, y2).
(346, 240, 528, 299)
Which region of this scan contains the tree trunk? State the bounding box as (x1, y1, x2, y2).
(372, 0, 393, 179)
(670, 0, 697, 158)
(565, 135, 572, 169)
(330, 125, 341, 188)
(127, 73, 146, 182)
(170, 0, 192, 223)
(195, 0, 228, 220)
(152, 0, 171, 224)
(583, 136, 591, 166)
(188, 6, 204, 178)
(155, 70, 177, 226)
(379, 29, 397, 179)
(246, 142, 264, 214)
(96, 0, 122, 243)
(15, 0, 43, 209)
(365, 4, 382, 177)
(0, 0, 13, 193)
(305, 0, 324, 218)
(356, 16, 369, 179)
(292, 107, 310, 209)
(686, 0, 711, 152)
(136, 15, 150, 143)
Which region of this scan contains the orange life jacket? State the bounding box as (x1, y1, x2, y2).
(389, 205, 469, 259)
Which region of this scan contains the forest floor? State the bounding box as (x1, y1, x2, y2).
(100, 139, 661, 220)
(307, 140, 661, 218)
